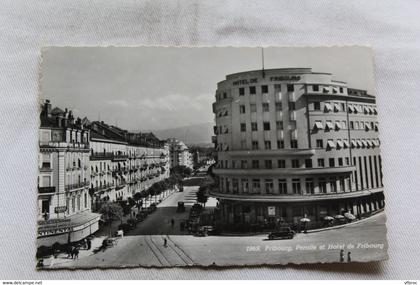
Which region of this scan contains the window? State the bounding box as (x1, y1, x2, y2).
(265, 160, 272, 169)
(251, 122, 258, 131)
(261, 85, 268, 93)
(313, 101, 321, 110)
(240, 123, 246, 132)
(342, 120, 347, 129)
(264, 140, 271, 150)
(250, 104, 257, 112)
(340, 177, 345, 191)
(265, 179, 274, 194)
(223, 92, 227, 99)
(289, 102, 295, 111)
(292, 179, 301, 194)
(240, 139, 247, 149)
(305, 159, 313, 168)
(317, 158, 325, 167)
(330, 178, 337, 192)
(329, 158, 335, 167)
(252, 179, 261, 193)
(252, 141, 259, 150)
(249, 86, 256, 94)
(292, 159, 300, 168)
(316, 139, 323, 148)
(319, 178, 327, 193)
(241, 160, 248, 169)
(263, 122, 271, 131)
(239, 87, 245, 96)
(275, 102, 282, 111)
(339, 87, 344, 93)
(305, 178, 314, 194)
(287, 84, 294, 92)
(313, 85, 319, 92)
(345, 157, 350, 165)
(252, 160, 259, 169)
(239, 105, 246, 114)
(274, 84, 281, 91)
(277, 140, 284, 149)
(260, 103, 269, 112)
(278, 159, 286, 168)
(290, 140, 298, 149)
(276, 121, 283, 130)
(278, 179, 287, 194)
(338, 157, 343, 166)
(241, 179, 249, 193)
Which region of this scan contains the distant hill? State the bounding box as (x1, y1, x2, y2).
(141, 122, 214, 145)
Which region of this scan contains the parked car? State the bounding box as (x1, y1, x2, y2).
(177, 201, 185, 212)
(268, 227, 295, 240)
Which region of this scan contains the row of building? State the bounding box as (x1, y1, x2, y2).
(37, 100, 193, 247)
(211, 68, 385, 229)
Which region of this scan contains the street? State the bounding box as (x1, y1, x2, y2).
(44, 190, 387, 268)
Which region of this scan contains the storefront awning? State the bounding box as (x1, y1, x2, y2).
(335, 122, 342, 130)
(336, 140, 344, 148)
(343, 140, 350, 148)
(325, 122, 334, 130)
(327, 140, 335, 149)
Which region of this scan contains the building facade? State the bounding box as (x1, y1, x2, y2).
(89, 122, 170, 211)
(37, 100, 100, 247)
(210, 68, 385, 229)
(167, 138, 194, 170)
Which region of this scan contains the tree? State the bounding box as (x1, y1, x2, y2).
(196, 186, 209, 207)
(99, 202, 123, 236)
(133, 192, 143, 210)
(170, 165, 192, 178)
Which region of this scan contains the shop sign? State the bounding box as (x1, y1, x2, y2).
(268, 206, 276, 216)
(54, 206, 67, 213)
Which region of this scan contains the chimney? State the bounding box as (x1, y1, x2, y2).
(43, 99, 51, 118)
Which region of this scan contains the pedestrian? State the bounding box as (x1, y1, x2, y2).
(68, 246, 75, 259)
(73, 247, 79, 259)
(347, 251, 352, 262)
(171, 218, 175, 228)
(339, 249, 344, 262)
(163, 237, 167, 247)
(83, 238, 88, 249)
(87, 239, 92, 250)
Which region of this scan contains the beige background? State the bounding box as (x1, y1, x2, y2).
(0, 0, 419, 279)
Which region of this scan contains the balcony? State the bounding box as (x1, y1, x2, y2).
(40, 141, 89, 150)
(112, 154, 129, 162)
(65, 182, 89, 191)
(209, 187, 383, 203)
(38, 186, 56, 194)
(213, 166, 355, 176)
(90, 152, 114, 161)
(226, 148, 315, 158)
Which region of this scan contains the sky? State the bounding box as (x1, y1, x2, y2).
(40, 46, 375, 131)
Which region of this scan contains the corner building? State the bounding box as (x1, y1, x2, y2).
(211, 68, 385, 229)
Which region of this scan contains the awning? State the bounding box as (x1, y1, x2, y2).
(368, 107, 374, 114)
(327, 140, 335, 149)
(336, 140, 344, 148)
(325, 122, 334, 130)
(373, 140, 380, 147)
(367, 140, 374, 147)
(365, 124, 371, 131)
(334, 103, 340, 112)
(323, 87, 330, 93)
(223, 144, 229, 151)
(361, 140, 368, 148)
(291, 130, 297, 140)
(373, 107, 378, 114)
(357, 140, 363, 148)
(314, 121, 323, 130)
(351, 140, 357, 148)
(224, 110, 228, 116)
(332, 88, 338, 94)
(348, 105, 355, 112)
(335, 122, 342, 130)
(364, 106, 369, 114)
(343, 140, 350, 148)
(375, 123, 379, 131)
(324, 103, 333, 112)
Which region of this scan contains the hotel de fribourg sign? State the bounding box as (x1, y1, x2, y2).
(232, 75, 301, 86)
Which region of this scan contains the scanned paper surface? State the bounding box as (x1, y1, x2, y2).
(36, 46, 387, 268)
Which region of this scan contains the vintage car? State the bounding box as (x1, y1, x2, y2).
(177, 201, 185, 212)
(267, 227, 296, 240)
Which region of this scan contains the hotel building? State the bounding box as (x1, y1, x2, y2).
(37, 100, 100, 247)
(210, 68, 385, 229)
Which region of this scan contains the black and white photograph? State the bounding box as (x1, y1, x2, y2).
(36, 46, 387, 269)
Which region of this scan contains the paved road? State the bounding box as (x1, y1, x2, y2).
(48, 211, 387, 268)
(126, 185, 217, 235)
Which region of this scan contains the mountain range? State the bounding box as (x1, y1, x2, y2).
(138, 122, 214, 146)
